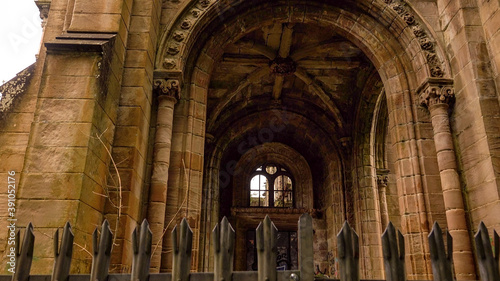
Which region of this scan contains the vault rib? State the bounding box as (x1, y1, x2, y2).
(207, 66, 271, 132)
(273, 23, 294, 100)
(294, 67, 344, 130)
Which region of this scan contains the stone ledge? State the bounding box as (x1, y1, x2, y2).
(45, 32, 116, 53)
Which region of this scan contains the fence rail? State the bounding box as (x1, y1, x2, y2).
(2, 214, 499, 281)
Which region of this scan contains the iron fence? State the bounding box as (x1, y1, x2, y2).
(1, 214, 499, 281)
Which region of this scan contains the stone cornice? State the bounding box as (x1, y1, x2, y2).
(418, 78, 454, 108)
(45, 33, 116, 53)
(153, 79, 181, 101)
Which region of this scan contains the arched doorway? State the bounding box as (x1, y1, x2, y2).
(154, 0, 453, 279)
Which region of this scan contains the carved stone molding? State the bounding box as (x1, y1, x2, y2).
(418, 79, 454, 108)
(154, 79, 181, 101)
(0, 64, 35, 119)
(385, 0, 445, 78)
(35, 0, 51, 28)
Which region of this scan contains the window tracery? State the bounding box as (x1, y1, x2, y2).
(249, 164, 293, 208)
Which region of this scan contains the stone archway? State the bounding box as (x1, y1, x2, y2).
(151, 0, 471, 279)
(229, 142, 314, 270)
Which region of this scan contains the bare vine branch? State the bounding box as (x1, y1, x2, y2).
(95, 130, 123, 249)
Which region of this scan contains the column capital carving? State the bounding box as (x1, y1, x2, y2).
(377, 175, 388, 188)
(418, 78, 454, 108)
(153, 79, 180, 101)
(35, 0, 51, 28)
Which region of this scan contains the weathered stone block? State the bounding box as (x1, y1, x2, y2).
(73, 0, 124, 15)
(40, 75, 97, 99)
(17, 199, 79, 226)
(31, 122, 92, 147)
(1, 112, 34, 133)
(45, 54, 100, 76)
(37, 99, 95, 123)
(0, 146, 26, 171)
(18, 173, 82, 199)
(69, 13, 122, 33)
(24, 147, 88, 173)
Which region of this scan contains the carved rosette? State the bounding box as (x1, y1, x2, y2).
(154, 79, 181, 101)
(419, 81, 454, 108)
(160, 0, 214, 70)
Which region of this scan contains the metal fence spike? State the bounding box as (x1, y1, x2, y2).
(131, 219, 152, 281)
(12, 223, 35, 281)
(90, 220, 113, 281)
(474, 221, 500, 281)
(256, 215, 278, 281)
(92, 228, 99, 256)
(382, 222, 405, 281)
(298, 214, 314, 281)
(51, 222, 74, 281)
(213, 216, 235, 281)
(428, 222, 453, 281)
(494, 230, 499, 263)
(15, 229, 20, 256)
(173, 218, 193, 281)
(337, 221, 359, 281)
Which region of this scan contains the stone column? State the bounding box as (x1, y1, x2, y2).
(148, 79, 180, 272)
(419, 80, 476, 280)
(376, 171, 389, 228)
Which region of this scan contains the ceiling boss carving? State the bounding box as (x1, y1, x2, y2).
(158, 0, 446, 79)
(269, 56, 297, 76)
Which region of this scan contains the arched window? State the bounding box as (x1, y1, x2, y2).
(249, 164, 293, 207)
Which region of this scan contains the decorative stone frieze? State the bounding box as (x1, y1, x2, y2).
(418, 79, 454, 108)
(154, 79, 181, 101)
